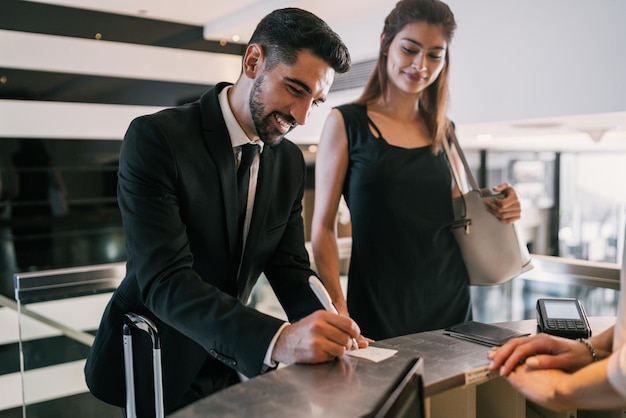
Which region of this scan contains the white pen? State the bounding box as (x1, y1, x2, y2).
(308, 275, 359, 350)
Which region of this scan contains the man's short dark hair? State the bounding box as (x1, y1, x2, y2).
(248, 7, 351, 74)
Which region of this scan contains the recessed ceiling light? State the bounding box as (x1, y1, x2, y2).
(232, 34, 241, 42)
(579, 127, 613, 142)
(510, 122, 562, 129)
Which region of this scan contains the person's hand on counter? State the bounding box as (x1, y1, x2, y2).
(503, 358, 623, 412)
(487, 330, 626, 411)
(487, 333, 592, 376)
(271, 310, 365, 364)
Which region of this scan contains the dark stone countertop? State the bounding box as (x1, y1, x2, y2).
(170, 317, 615, 418)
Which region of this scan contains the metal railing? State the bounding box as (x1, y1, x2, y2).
(521, 254, 621, 291)
(13, 262, 125, 345)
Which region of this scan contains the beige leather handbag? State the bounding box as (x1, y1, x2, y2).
(442, 129, 533, 285)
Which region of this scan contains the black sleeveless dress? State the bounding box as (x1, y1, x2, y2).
(337, 104, 471, 340)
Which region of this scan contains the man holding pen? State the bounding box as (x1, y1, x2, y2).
(85, 8, 365, 416)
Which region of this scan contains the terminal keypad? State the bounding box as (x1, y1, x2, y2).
(546, 319, 586, 331)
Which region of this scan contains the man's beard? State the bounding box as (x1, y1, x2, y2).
(249, 75, 296, 147)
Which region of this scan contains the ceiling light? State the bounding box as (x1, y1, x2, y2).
(232, 35, 241, 42)
(579, 127, 612, 143)
(510, 121, 562, 129)
(203, 0, 294, 40)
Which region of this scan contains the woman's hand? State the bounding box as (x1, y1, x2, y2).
(484, 182, 521, 224)
(488, 333, 593, 376)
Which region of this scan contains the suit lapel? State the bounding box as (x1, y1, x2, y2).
(199, 84, 278, 292)
(199, 84, 239, 264)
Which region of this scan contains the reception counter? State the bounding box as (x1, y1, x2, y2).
(169, 317, 616, 418)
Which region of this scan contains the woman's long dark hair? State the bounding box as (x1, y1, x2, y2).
(355, 0, 456, 153)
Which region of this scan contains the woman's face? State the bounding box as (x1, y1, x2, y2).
(385, 21, 448, 96)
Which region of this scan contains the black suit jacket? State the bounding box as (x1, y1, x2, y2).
(85, 83, 322, 414)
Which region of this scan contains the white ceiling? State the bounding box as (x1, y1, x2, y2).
(26, 0, 388, 31)
(23, 0, 626, 152)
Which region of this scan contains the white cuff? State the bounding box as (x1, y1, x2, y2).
(264, 322, 289, 369)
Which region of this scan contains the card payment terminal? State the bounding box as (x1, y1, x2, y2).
(536, 298, 591, 339)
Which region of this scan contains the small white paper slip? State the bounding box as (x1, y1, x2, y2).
(345, 346, 398, 363)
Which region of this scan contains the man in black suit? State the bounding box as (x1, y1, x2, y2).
(85, 8, 362, 416)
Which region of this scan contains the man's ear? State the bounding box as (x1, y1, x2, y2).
(242, 44, 264, 78)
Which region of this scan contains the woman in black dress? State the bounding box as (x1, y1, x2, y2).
(311, 0, 522, 340)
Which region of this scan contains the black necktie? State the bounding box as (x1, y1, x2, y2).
(236, 143, 260, 261)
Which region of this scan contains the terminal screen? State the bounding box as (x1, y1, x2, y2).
(544, 300, 580, 319)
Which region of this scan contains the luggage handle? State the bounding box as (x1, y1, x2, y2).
(123, 313, 165, 418)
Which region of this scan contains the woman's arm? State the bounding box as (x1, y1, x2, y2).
(310, 109, 350, 316)
(489, 326, 615, 375)
(490, 326, 624, 411)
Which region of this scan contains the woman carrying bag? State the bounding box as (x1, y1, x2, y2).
(311, 0, 522, 341)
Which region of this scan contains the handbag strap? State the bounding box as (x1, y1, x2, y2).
(441, 125, 477, 231)
(441, 126, 480, 192)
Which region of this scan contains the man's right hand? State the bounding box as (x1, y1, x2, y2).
(271, 310, 362, 364)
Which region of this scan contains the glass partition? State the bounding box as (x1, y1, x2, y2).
(0, 138, 125, 300)
(14, 263, 124, 417)
(559, 153, 626, 263)
(472, 254, 621, 323)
